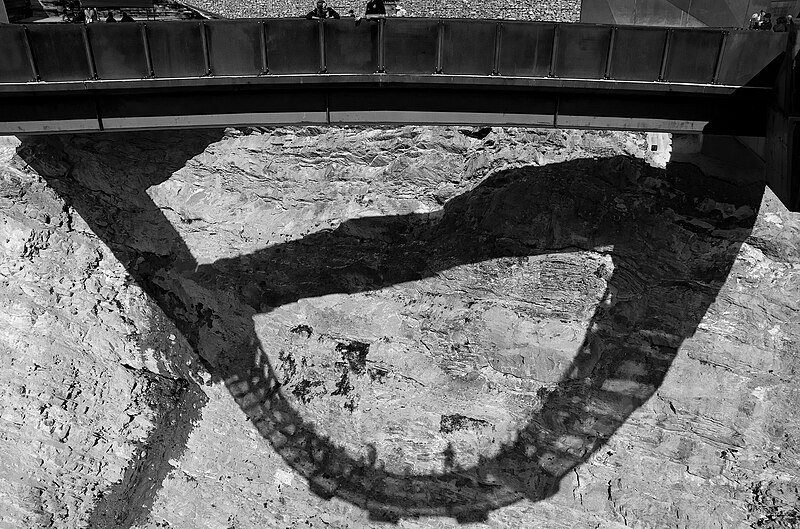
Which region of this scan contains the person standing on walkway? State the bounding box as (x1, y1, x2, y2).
(365, 0, 385, 17)
(84, 7, 98, 22)
(306, 0, 340, 19)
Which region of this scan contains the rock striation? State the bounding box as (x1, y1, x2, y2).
(0, 126, 798, 528)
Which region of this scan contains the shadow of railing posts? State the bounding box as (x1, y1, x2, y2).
(18, 129, 765, 523)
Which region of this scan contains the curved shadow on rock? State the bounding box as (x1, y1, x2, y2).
(19, 130, 765, 523)
(14, 130, 221, 528)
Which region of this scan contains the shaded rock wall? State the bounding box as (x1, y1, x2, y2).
(0, 127, 798, 529)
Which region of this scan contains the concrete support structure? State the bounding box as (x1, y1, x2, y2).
(582, 0, 800, 210)
(581, 0, 800, 27)
(0, 0, 9, 23)
(580, 0, 773, 27)
(765, 28, 799, 210)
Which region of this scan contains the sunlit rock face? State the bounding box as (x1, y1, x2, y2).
(187, 0, 581, 23)
(0, 127, 798, 529)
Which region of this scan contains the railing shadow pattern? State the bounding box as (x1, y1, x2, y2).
(18, 129, 765, 523)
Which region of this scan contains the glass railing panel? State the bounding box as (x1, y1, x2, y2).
(266, 18, 320, 74)
(206, 20, 263, 76)
(0, 25, 32, 82)
(497, 22, 554, 77)
(383, 18, 438, 74)
(608, 26, 667, 82)
(325, 18, 380, 74)
(553, 24, 612, 79)
(440, 19, 496, 75)
(88, 23, 148, 80)
(27, 24, 90, 81)
(146, 21, 206, 78)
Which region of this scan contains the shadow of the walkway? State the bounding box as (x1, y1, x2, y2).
(18, 129, 765, 524)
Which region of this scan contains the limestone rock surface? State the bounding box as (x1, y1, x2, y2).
(0, 127, 797, 529)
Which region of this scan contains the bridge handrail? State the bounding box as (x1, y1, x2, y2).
(0, 19, 790, 88)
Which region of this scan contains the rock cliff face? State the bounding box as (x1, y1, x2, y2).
(0, 127, 798, 529)
(187, 0, 580, 23)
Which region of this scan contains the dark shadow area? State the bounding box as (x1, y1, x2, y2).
(14, 130, 222, 529)
(18, 129, 765, 523)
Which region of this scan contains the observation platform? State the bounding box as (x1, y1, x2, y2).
(0, 19, 792, 132)
(0, 18, 797, 208)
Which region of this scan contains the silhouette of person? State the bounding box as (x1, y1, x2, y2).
(306, 0, 340, 19)
(365, 0, 385, 16)
(84, 6, 98, 22)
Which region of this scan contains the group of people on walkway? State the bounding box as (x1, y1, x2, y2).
(82, 7, 135, 22)
(749, 10, 793, 31)
(306, 0, 407, 20)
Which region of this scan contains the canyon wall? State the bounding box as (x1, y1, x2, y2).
(184, 0, 580, 24)
(0, 127, 798, 528)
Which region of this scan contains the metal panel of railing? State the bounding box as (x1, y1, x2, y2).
(325, 18, 380, 74)
(608, 26, 667, 81)
(0, 25, 33, 82)
(662, 29, 723, 84)
(716, 30, 788, 87)
(264, 19, 320, 74)
(26, 24, 90, 81)
(87, 23, 148, 80)
(552, 24, 612, 79)
(206, 20, 263, 76)
(146, 21, 206, 78)
(439, 19, 496, 75)
(383, 18, 438, 74)
(497, 22, 554, 77)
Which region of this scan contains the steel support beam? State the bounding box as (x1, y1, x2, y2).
(0, 83, 773, 135)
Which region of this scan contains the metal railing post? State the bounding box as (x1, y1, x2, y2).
(200, 21, 212, 76)
(22, 26, 41, 82)
(603, 26, 616, 79)
(658, 29, 673, 81)
(260, 20, 269, 74)
(318, 19, 327, 73)
(549, 23, 559, 77)
(492, 22, 503, 76)
(377, 17, 385, 73)
(81, 25, 98, 80)
(711, 31, 728, 85)
(140, 23, 155, 78)
(435, 20, 444, 74)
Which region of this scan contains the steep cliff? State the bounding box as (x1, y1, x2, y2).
(0, 127, 798, 529)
